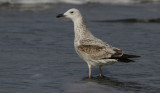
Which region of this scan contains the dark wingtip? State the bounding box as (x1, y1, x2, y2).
(56, 14, 64, 18)
(118, 58, 135, 63)
(122, 54, 140, 58)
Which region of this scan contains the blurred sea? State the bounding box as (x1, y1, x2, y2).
(0, 1, 160, 93)
(0, 0, 160, 4)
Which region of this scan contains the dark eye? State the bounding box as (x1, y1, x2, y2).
(70, 11, 74, 14)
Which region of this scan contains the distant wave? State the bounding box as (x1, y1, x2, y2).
(0, 0, 160, 4)
(92, 18, 160, 23)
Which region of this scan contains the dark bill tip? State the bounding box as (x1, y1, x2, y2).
(56, 14, 64, 18)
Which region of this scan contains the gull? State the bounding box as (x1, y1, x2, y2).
(56, 8, 139, 78)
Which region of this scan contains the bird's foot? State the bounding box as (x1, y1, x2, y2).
(98, 74, 105, 78)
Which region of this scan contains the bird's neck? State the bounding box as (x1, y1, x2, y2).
(73, 17, 91, 41)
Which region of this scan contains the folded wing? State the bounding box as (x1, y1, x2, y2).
(77, 39, 123, 60)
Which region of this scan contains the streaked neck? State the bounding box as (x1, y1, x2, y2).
(73, 17, 89, 41)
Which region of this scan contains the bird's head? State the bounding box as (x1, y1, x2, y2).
(56, 8, 82, 21)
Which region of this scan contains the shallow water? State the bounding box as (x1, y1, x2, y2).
(0, 3, 160, 93)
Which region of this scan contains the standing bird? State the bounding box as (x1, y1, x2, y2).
(57, 8, 139, 78)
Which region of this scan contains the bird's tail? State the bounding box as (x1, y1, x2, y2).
(114, 54, 140, 63)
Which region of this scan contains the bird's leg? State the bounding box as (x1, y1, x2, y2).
(88, 64, 92, 78)
(99, 66, 103, 77)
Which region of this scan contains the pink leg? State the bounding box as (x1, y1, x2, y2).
(99, 66, 103, 77)
(88, 64, 92, 78)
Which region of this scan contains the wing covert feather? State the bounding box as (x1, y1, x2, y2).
(77, 39, 123, 60)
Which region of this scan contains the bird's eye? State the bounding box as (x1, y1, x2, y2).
(70, 11, 74, 14)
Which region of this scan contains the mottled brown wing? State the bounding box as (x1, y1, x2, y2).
(80, 39, 107, 47)
(77, 45, 105, 54)
(77, 45, 122, 60)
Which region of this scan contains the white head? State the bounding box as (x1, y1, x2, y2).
(57, 8, 82, 21)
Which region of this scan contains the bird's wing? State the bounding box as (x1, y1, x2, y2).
(80, 38, 107, 46)
(78, 39, 123, 60)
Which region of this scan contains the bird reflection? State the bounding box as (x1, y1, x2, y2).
(82, 76, 143, 91)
